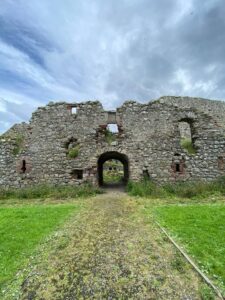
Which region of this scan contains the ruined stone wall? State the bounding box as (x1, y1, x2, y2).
(0, 96, 224, 188)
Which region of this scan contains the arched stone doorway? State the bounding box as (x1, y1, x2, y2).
(97, 151, 129, 187)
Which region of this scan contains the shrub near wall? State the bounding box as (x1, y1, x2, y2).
(0, 184, 102, 200)
(127, 176, 225, 199)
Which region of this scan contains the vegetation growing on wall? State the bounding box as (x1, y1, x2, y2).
(68, 146, 79, 158)
(12, 135, 24, 155)
(180, 138, 196, 154)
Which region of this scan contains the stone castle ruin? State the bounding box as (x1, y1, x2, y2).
(0, 96, 225, 188)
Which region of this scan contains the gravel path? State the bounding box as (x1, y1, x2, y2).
(21, 193, 206, 299)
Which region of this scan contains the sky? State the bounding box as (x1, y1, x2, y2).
(0, 0, 225, 133)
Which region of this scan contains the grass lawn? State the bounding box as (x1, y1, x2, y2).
(154, 204, 225, 291)
(0, 204, 78, 290)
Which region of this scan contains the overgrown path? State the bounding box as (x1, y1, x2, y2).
(21, 193, 206, 299)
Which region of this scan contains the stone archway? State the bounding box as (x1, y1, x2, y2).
(97, 151, 129, 186)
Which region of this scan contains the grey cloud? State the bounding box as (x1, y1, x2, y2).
(0, 0, 225, 133)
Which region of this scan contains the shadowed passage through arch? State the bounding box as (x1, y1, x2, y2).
(97, 151, 129, 187)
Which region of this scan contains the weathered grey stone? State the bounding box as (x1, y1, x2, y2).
(0, 96, 224, 188)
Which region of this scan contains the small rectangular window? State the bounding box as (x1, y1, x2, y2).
(175, 163, 180, 172)
(107, 124, 119, 133)
(71, 169, 83, 180)
(71, 107, 77, 114)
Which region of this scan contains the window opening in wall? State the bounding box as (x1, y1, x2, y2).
(107, 123, 119, 133)
(71, 107, 77, 114)
(179, 119, 196, 154)
(104, 124, 118, 145)
(71, 169, 83, 180)
(175, 163, 180, 172)
(172, 153, 185, 175)
(66, 137, 78, 149)
(21, 160, 26, 173)
(66, 138, 79, 158)
(143, 169, 150, 179)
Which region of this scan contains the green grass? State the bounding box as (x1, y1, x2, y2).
(103, 170, 124, 184)
(127, 176, 225, 199)
(0, 204, 79, 290)
(0, 184, 102, 201)
(154, 204, 225, 290)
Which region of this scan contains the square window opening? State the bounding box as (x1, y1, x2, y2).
(71, 107, 77, 114)
(71, 169, 83, 180)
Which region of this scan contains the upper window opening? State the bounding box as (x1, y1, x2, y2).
(71, 107, 77, 114)
(107, 124, 119, 133)
(179, 120, 196, 155)
(179, 121, 192, 140)
(104, 124, 118, 145)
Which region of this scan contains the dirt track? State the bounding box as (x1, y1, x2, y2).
(21, 193, 206, 299)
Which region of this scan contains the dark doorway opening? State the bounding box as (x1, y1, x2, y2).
(97, 151, 129, 188)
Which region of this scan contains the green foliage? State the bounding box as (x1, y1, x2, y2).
(155, 205, 225, 292)
(105, 128, 116, 144)
(68, 146, 79, 158)
(103, 170, 123, 184)
(126, 179, 160, 197)
(12, 135, 24, 155)
(180, 138, 196, 154)
(0, 184, 102, 201)
(127, 176, 225, 199)
(0, 204, 79, 289)
(103, 160, 124, 183)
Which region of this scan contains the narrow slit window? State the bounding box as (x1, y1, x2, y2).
(175, 163, 180, 172)
(21, 160, 26, 173)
